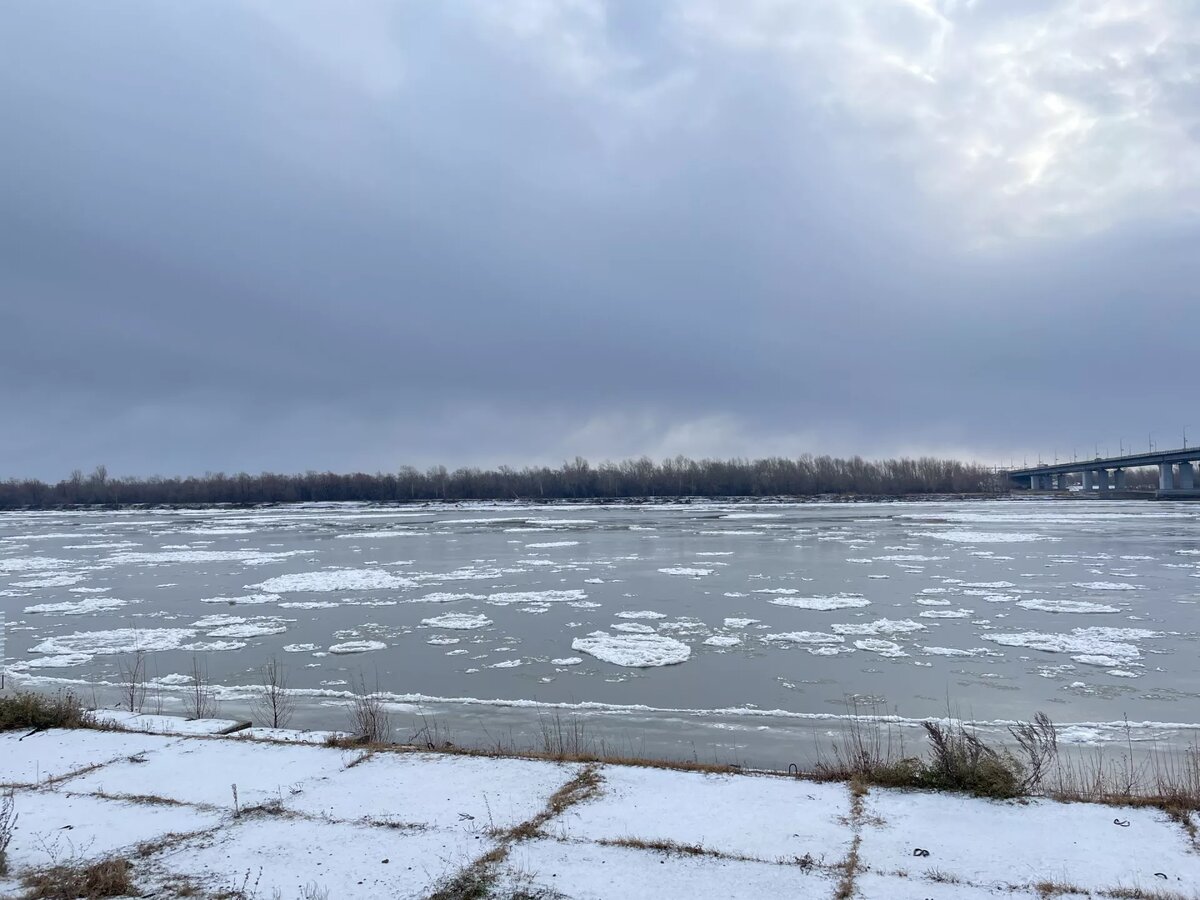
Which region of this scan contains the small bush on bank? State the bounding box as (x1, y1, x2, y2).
(920, 720, 1022, 799)
(816, 711, 1048, 800)
(0, 691, 93, 732)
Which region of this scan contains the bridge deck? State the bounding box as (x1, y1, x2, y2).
(1009, 446, 1200, 478)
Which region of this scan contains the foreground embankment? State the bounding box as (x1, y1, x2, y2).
(1, 710, 1198, 900)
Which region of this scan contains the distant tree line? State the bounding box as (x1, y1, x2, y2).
(0, 456, 1007, 509)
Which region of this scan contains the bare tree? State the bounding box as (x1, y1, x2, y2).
(251, 657, 294, 729)
(117, 650, 147, 713)
(183, 655, 219, 719)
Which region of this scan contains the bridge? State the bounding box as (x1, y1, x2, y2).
(1008, 446, 1200, 497)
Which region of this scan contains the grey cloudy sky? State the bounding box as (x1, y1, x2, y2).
(3, 0, 1199, 480)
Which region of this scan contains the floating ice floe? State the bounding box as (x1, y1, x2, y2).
(525, 541, 580, 549)
(918, 609, 974, 619)
(206, 618, 290, 638)
(252, 569, 416, 593)
(612, 622, 656, 634)
(328, 640, 387, 654)
(23, 653, 93, 668)
(486, 590, 587, 605)
(920, 646, 996, 657)
(420, 612, 493, 630)
(1071, 582, 1142, 591)
(12, 573, 88, 588)
(760, 631, 844, 645)
(963, 591, 1020, 602)
(912, 530, 1045, 543)
(832, 618, 926, 636)
(61, 540, 141, 550)
(0, 557, 72, 573)
(614, 610, 667, 620)
(854, 639, 908, 657)
(109, 549, 310, 566)
(24, 597, 128, 615)
(767, 594, 871, 611)
(490, 659, 523, 668)
(551, 657, 583, 666)
(1017, 599, 1121, 614)
(30, 628, 197, 658)
(190, 614, 245, 628)
(181, 640, 246, 652)
(334, 530, 425, 539)
(571, 631, 691, 667)
(723, 618, 759, 628)
(283, 643, 319, 653)
(657, 567, 714, 577)
(703, 634, 741, 647)
(198, 594, 284, 605)
(983, 627, 1157, 662)
(411, 592, 487, 603)
(1073, 654, 1123, 667)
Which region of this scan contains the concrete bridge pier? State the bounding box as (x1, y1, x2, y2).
(1113, 469, 1127, 490)
(1180, 462, 1195, 491)
(1082, 470, 1094, 490)
(1096, 469, 1110, 491)
(1160, 463, 1175, 491)
(1056, 474, 1071, 491)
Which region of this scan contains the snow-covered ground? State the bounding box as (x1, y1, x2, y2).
(1, 717, 1198, 899)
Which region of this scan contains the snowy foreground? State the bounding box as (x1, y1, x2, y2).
(1, 717, 1198, 899)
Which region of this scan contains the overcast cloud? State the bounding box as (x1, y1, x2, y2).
(2, 0, 1199, 480)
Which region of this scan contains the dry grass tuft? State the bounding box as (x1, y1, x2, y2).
(21, 858, 133, 899)
(600, 836, 716, 858)
(426, 866, 497, 900)
(833, 834, 861, 900)
(1034, 879, 1090, 897)
(91, 790, 186, 808)
(926, 869, 961, 884)
(346, 678, 391, 745)
(1100, 886, 1200, 900)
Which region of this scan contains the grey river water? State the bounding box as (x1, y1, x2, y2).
(2, 500, 1199, 768)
